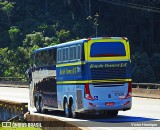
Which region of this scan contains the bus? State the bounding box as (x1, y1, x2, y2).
(29, 37, 132, 118)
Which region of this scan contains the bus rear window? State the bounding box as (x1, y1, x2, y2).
(90, 42, 126, 57)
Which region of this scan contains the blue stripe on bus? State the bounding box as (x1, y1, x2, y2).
(56, 61, 131, 81)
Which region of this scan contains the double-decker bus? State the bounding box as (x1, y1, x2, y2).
(29, 37, 132, 118)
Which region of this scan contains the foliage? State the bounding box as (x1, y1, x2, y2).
(0, 0, 160, 82)
(131, 52, 156, 82)
(0, 0, 15, 26)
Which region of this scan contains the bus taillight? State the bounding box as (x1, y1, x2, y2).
(85, 83, 94, 100)
(125, 82, 132, 99)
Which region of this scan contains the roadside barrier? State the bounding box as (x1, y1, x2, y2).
(0, 100, 28, 121)
(25, 113, 89, 130)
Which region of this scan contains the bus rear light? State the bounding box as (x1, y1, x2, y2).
(123, 101, 130, 106)
(88, 38, 91, 41)
(125, 82, 132, 99)
(122, 37, 127, 40)
(89, 102, 96, 107)
(85, 83, 94, 100)
(106, 102, 114, 106)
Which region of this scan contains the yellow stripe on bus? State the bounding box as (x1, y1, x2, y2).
(57, 79, 132, 84)
(56, 61, 86, 67)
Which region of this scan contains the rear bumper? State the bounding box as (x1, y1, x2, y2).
(79, 98, 132, 112)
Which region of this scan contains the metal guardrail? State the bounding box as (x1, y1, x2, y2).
(0, 77, 26, 81)
(132, 83, 160, 89)
(0, 77, 28, 87)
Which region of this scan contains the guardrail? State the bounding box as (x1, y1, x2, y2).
(132, 83, 160, 89)
(0, 100, 28, 121)
(0, 77, 28, 88)
(0, 77, 26, 81)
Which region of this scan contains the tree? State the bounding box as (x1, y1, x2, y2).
(131, 52, 155, 83)
(8, 26, 21, 48)
(0, 0, 15, 26)
(150, 53, 160, 82)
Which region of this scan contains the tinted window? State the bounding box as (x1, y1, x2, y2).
(70, 46, 74, 61)
(77, 45, 81, 60)
(48, 49, 56, 65)
(90, 42, 126, 57)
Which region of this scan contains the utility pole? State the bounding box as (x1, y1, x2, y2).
(87, 13, 99, 37)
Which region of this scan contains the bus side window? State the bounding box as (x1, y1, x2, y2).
(66, 47, 69, 62)
(70, 46, 77, 61)
(48, 49, 54, 65)
(57, 49, 59, 63)
(77, 45, 81, 60)
(53, 48, 56, 65)
(74, 46, 77, 60)
(62, 48, 66, 62)
(35, 53, 41, 67)
(57, 48, 61, 63)
(41, 51, 47, 66)
(70, 46, 74, 61)
(62, 47, 69, 62)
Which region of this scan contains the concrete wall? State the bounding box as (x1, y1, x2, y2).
(25, 113, 89, 130)
(132, 88, 160, 99)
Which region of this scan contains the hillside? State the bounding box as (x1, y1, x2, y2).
(0, 0, 160, 82)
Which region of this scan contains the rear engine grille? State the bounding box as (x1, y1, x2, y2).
(91, 67, 126, 80)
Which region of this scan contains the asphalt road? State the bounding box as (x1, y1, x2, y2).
(0, 86, 29, 103)
(0, 86, 159, 130)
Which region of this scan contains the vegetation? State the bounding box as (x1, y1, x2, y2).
(0, 0, 160, 83)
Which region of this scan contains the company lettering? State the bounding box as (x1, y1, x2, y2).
(90, 63, 127, 69)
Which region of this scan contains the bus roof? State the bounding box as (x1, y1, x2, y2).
(32, 37, 127, 54)
(56, 39, 87, 48)
(32, 39, 87, 54)
(32, 45, 56, 54)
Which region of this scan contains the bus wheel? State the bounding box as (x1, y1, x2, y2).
(35, 98, 40, 113)
(111, 110, 118, 117)
(108, 110, 118, 117)
(64, 100, 70, 118)
(70, 102, 78, 118)
(39, 97, 47, 114)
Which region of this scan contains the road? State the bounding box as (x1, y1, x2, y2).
(0, 86, 29, 103)
(0, 86, 159, 130)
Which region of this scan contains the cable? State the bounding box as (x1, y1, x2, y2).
(99, 0, 160, 13)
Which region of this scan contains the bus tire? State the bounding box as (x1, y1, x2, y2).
(108, 110, 118, 117)
(70, 101, 78, 118)
(64, 100, 70, 118)
(35, 97, 40, 113)
(39, 97, 47, 114)
(111, 110, 118, 117)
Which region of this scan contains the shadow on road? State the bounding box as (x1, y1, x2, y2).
(89, 115, 159, 123)
(38, 110, 159, 123)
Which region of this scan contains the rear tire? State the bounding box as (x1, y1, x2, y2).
(64, 100, 70, 118)
(35, 97, 40, 113)
(70, 102, 78, 118)
(111, 110, 118, 117)
(39, 97, 47, 114)
(108, 110, 118, 117)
